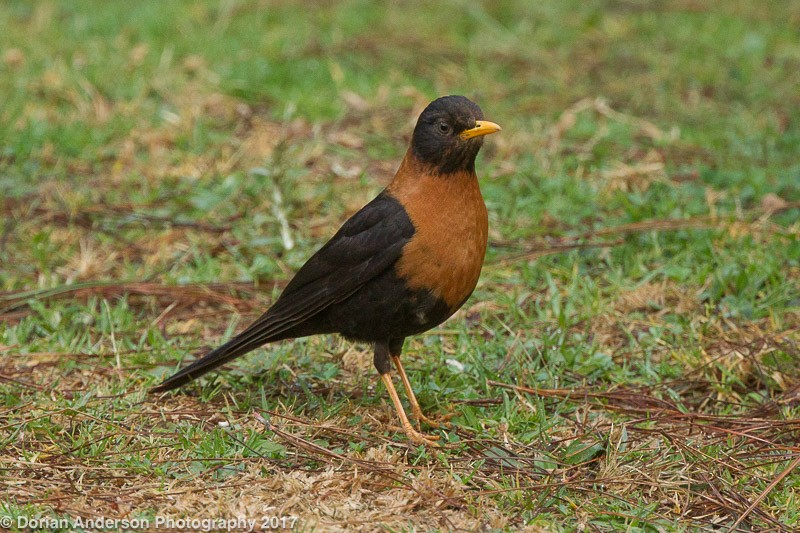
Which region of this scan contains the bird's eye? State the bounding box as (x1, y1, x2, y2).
(436, 122, 452, 135)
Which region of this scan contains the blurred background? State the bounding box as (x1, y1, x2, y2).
(2, 1, 798, 283)
(1, 1, 799, 530)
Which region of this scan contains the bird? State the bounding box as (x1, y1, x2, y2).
(152, 95, 501, 446)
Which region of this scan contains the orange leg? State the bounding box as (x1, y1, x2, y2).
(380, 373, 440, 447)
(391, 355, 447, 430)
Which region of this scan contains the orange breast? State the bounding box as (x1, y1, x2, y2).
(387, 152, 489, 312)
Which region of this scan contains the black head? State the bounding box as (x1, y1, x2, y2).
(410, 95, 501, 175)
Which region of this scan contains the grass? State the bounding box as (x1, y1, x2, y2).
(2, 0, 799, 530)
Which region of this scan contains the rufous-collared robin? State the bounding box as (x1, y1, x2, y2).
(152, 95, 501, 446)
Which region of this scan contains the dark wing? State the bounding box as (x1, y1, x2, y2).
(151, 191, 413, 392)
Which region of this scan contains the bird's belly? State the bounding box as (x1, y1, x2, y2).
(308, 269, 451, 342)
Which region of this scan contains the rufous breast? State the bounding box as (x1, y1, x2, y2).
(388, 154, 488, 312)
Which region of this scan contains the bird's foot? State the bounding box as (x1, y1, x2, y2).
(404, 426, 441, 448)
(412, 408, 454, 430)
(390, 423, 441, 447)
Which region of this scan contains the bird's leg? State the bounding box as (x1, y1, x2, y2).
(379, 373, 439, 447)
(375, 342, 439, 447)
(391, 354, 445, 430)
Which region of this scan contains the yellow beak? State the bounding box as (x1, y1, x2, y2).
(459, 120, 502, 140)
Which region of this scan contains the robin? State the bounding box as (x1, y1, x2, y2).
(152, 95, 501, 446)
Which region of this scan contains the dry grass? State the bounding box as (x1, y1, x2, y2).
(2, 307, 799, 529)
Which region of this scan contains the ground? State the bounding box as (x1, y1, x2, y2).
(1, 1, 799, 531)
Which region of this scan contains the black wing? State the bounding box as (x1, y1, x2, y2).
(151, 191, 414, 392)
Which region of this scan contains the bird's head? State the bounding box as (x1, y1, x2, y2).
(410, 95, 501, 175)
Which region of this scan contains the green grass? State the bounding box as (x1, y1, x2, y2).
(2, 0, 800, 530)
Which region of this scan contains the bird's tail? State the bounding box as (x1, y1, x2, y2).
(151, 278, 340, 393)
(150, 340, 255, 393)
(150, 314, 296, 393)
